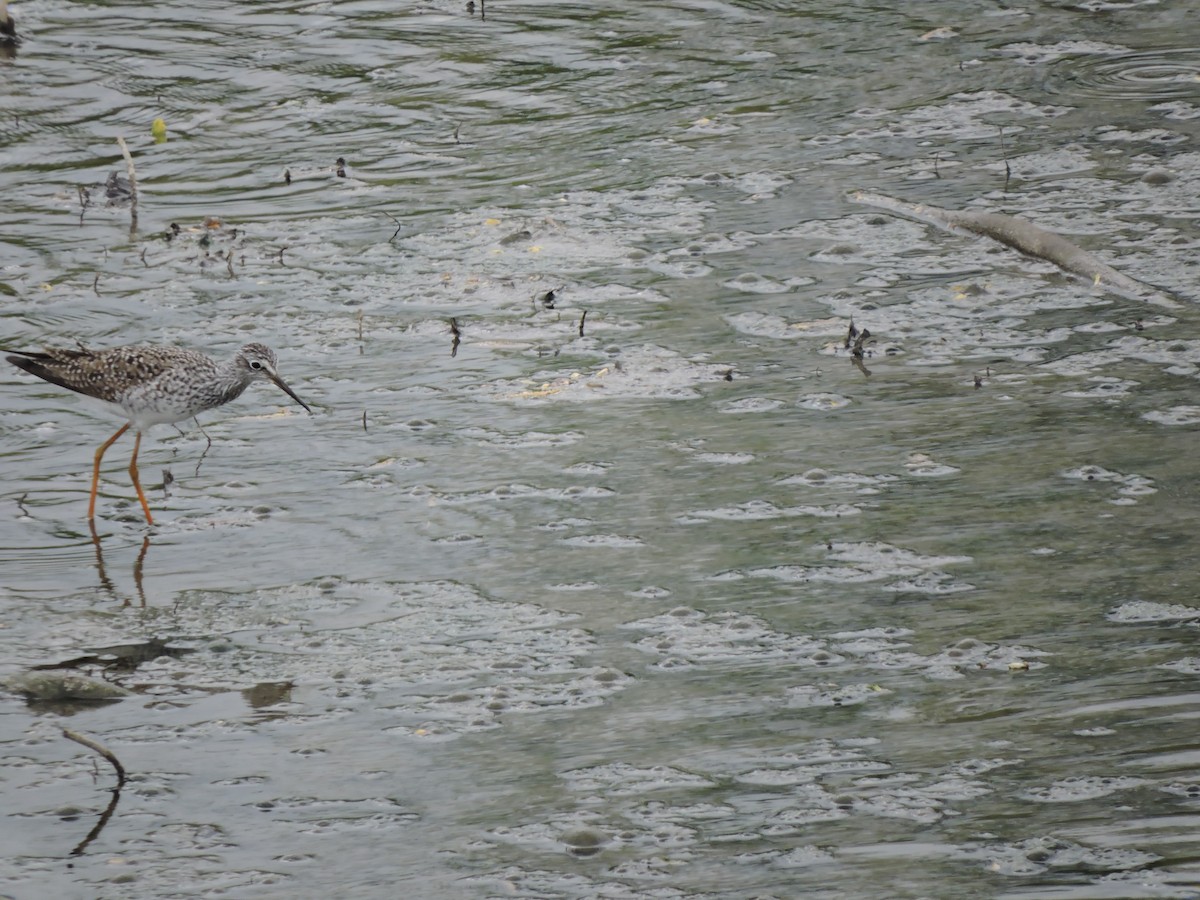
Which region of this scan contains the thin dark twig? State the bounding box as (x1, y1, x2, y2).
(380, 211, 403, 241)
(192, 417, 213, 478)
(999, 126, 1011, 192)
(578, 309, 588, 338)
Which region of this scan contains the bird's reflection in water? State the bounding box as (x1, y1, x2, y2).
(88, 521, 150, 607)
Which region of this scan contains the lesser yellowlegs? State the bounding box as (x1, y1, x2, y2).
(6, 342, 311, 524)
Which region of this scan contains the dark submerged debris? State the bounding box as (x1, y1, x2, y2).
(335, 157, 347, 178)
(578, 309, 587, 338)
(845, 320, 872, 359)
(284, 168, 292, 185)
(33, 639, 192, 674)
(77, 185, 91, 224)
(449, 317, 462, 357)
(500, 229, 532, 246)
(536, 286, 563, 309)
(104, 171, 131, 203)
(0, 2, 16, 43)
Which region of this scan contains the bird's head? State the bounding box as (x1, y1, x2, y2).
(238, 343, 311, 413)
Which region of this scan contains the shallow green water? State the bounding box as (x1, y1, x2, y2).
(2, 2, 1200, 897)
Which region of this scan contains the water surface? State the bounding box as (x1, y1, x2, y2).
(2, 1, 1200, 897)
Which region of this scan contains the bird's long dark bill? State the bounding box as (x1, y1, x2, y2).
(269, 374, 312, 413)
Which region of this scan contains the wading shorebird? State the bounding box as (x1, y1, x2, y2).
(6, 342, 311, 524)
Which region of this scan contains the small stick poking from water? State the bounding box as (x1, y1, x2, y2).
(77, 185, 91, 225)
(16, 493, 28, 517)
(578, 309, 587, 338)
(115, 136, 138, 230)
(63, 729, 126, 786)
(449, 317, 462, 358)
(381, 211, 402, 241)
(226, 249, 235, 277)
(192, 416, 213, 477)
(361, 410, 368, 432)
(998, 126, 1011, 192)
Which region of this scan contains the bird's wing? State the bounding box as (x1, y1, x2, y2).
(6, 346, 207, 403)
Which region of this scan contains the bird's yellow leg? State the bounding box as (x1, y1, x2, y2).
(89, 423, 130, 520)
(128, 430, 154, 526)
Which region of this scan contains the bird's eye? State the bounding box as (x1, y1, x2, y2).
(249, 360, 263, 370)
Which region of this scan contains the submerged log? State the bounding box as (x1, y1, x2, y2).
(850, 190, 1180, 308)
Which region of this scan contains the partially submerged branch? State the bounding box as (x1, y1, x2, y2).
(850, 190, 1180, 308)
(63, 728, 127, 786)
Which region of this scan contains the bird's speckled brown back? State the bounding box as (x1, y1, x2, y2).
(6, 344, 215, 404)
